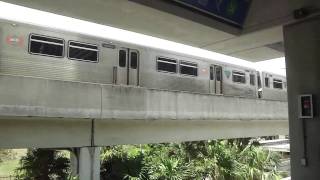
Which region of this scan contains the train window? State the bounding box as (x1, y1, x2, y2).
(210, 66, 214, 80)
(68, 41, 98, 62)
(273, 79, 283, 89)
(180, 61, 198, 76)
(130, 52, 138, 69)
(265, 77, 270, 87)
(157, 57, 177, 73)
(119, 50, 127, 67)
(232, 71, 246, 84)
(29, 34, 64, 57)
(250, 74, 255, 86)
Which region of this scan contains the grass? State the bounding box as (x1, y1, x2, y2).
(0, 149, 27, 177)
(0, 159, 19, 176)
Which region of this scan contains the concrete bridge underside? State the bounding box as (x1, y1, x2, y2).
(0, 75, 288, 148)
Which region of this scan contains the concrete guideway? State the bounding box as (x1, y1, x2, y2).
(0, 74, 288, 148)
(0, 74, 288, 179)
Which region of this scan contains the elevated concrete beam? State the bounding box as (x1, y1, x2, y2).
(0, 75, 288, 148)
(0, 117, 92, 148)
(0, 117, 288, 148)
(0, 75, 288, 120)
(94, 119, 288, 146)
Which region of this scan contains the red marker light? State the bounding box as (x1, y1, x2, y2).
(5, 35, 24, 47)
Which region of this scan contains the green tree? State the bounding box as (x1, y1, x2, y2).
(143, 144, 193, 180)
(15, 149, 70, 180)
(235, 145, 281, 180)
(100, 145, 148, 180)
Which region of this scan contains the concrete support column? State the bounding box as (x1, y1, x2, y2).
(70, 148, 80, 177)
(78, 147, 100, 180)
(284, 15, 320, 179)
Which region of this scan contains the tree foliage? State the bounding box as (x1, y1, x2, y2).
(15, 149, 70, 180)
(100, 139, 283, 180)
(11, 139, 283, 180)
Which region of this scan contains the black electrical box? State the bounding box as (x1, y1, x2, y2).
(299, 94, 313, 118)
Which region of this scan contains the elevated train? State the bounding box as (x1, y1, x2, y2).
(0, 20, 287, 101)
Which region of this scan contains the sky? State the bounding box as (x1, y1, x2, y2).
(0, 1, 286, 76)
(255, 58, 286, 75)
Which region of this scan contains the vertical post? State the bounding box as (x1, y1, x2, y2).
(70, 148, 79, 177)
(78, 147, 100, 180)
(284, 15, 320, 179)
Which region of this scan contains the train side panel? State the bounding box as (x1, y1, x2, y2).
(0, 20, 287, 101)
(261, 72, 287, 101)
(222, 65, 257, 98)
(139, 49, 209, 93)
(0, 21, 117, 84)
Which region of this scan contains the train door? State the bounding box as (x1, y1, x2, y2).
(209, 65, 223, 94)
(115, 48, 139, 86)
(128, 50, 139, 86)
(215, 65, 223, 94)
(209, 66, 215, 93)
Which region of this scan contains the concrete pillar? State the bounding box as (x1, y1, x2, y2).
(284, 15, 320, 179)
(70, 148, 79, 177)
(78, 147, 100, 180)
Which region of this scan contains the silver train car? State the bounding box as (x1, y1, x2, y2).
(0, 20, 287, 101)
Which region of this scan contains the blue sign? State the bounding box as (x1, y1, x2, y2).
(173, 0, 251, 27)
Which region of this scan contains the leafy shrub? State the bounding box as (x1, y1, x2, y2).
(100, 140, 283, 180)
(15, 149, 70, 180)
